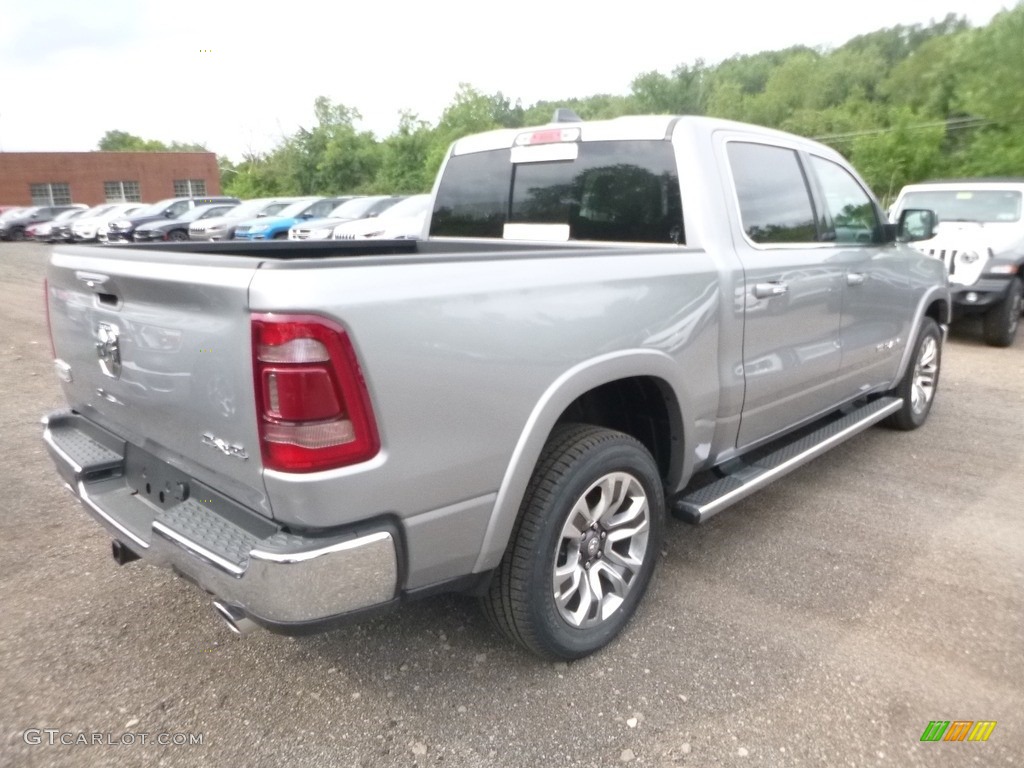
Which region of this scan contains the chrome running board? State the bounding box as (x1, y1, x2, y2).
(672, 396, 903, 523)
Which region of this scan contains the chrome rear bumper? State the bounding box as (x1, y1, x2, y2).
(42, 411, 399, 630)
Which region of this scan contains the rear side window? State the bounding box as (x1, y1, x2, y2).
(431, 140, 683, 244)
(728, 142, 818, 244)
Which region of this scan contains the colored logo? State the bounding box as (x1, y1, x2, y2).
(920, 721, 996, 742)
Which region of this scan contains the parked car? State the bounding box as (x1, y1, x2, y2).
(28, 208, 92, 243)
(232, 197, 349, 240)
(189, 198, 299, 241)
(332, 194, 431, 240)
(106, 196, 240, 243)
(288, 196, 403, 240)
(0, 204, 87, 241)
(890, 178, 1024, 347)
(0, 207, 27, 231)
(51, 205, 113, 243)
(132, 203, 239, 242)
(71, 203, 147, 242)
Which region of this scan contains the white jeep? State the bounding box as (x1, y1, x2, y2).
(892, 179, 1023, 346)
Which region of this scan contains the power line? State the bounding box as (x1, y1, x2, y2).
(813, 116, 996, 143)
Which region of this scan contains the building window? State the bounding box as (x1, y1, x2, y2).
(173, 179, 207, 197)
(29, 183, 72, 206)
(104, 180, 141, 202)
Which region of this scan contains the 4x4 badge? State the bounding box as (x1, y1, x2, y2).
(95, 322, 121, 379)
(202, 432, 249, 460)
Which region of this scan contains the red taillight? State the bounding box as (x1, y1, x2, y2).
(252, 314, 379, 473)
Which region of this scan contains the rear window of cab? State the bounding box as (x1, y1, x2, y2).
(430, 140, 684, 245)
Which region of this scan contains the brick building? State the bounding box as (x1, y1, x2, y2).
(0, 152, 222, 206)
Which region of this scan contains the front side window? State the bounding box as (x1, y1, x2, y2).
(728, 142, 818, 244)
(305, 199, 340, 218)
(810, 157, 879, 244)
(165, 200, 191, 218)
(431, 140, 683, 244)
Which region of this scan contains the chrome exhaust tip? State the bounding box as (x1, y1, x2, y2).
(212, 600, 258, 638)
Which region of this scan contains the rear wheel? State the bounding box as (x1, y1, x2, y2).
(886, 317, 942, 430)
(983, 278, 1022, 348)
(483, 424, 664, 659)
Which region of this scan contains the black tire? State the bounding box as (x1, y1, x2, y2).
(982, 278, 1022, 348)
(272, 231, 288, 240)
(9, 226, 25, 242)
(168, 229, 189, 242)
(886, 317, 942, 430)
(482, 424, 665, 659)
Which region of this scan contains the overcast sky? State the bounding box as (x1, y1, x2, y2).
(0, 0, 1016, 161)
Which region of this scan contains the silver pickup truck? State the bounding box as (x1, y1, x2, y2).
(42, 115, 950, 659)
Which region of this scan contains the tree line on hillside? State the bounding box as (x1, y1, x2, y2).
(103, 4, 1023, 204)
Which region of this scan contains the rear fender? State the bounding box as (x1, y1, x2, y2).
(472, 349, 690, 572)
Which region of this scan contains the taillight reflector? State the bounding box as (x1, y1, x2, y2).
(252, 314, 379, 472)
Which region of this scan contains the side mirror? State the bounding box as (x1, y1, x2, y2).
(897, 208, 937, 242)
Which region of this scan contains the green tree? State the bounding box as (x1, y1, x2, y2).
(98, 130, 169, 151)
(422, 84, 518, 180)
(848, 108, 945, 202)
(204, 7, 1024, 202)
(957, 5, 1024, 126)
(521, 94, 636, 125)
(375, 111, 436, 193)
(98, 130, 207, 152)
(631, 61, 708, 115)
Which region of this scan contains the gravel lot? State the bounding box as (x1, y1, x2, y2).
(1, 241, 1021, 767)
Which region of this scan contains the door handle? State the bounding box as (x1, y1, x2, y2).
(847, 272, 866, 286)
(753, 282, 789, 299)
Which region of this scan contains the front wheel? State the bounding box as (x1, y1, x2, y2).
(886, 317, 942, 430)
(983, 278, 1022, 348)
(167, 229, 189, 242)
(483, 424, 665, 659)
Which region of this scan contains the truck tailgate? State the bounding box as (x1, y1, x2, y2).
(46, 246, 272, 518)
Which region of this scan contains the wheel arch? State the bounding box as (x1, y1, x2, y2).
(889, 286, 950, 390)
(472, 350, 690, 573)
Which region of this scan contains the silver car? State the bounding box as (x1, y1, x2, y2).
(189, 198, 299, 240)
(72, 203, 147, 242)
(289, 196, 402, 240)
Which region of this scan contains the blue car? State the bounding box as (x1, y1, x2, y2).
(232, 197, 350, 240)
